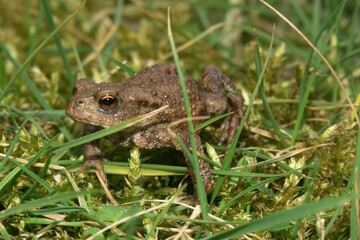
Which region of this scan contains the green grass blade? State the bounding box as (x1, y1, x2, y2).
(167, 8, 209, 224)
(13, 161, 54, 193)
(102, 0, 124, 65)
(53, 106, 168, 153)
(144, 193, 179, 240)
(0, 222, 11, 240)
(254, 33, 289, 148)
(216, 177, 280, 216)
(291, 156, 320, 238)
(102, 51, 136, 76)
(350, 120, 360, 239)
(193, 112, 232, 132)
(311, 0, 321, 39)
(0, 167, 22, 196)
(0, 0, 85, 101)
(289, 0, 312, 31)
(320, 137, 359, 238)
(204, 195, 352, 240)
(26, 1, 44, 55)
(31, 206, 86, 215)
(0, 191, 94, 220)
(42, 0, 74, 84)
(210, 25, 275, 205)
(291, 1, 347, 145)
(0, 117, 31, 171)
(20, 136, 59, 200)
(0, 45, 51, 109)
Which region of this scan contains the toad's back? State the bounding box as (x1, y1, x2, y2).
(115, 64, 205, 120)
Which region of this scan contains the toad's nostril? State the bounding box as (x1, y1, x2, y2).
(78, 100, 84, 105)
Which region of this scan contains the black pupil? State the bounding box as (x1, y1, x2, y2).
(101, 97, 115, 106)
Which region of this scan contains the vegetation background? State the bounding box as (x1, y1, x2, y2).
(0, 0, 359, 239)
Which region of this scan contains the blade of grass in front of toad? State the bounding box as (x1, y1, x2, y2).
(194, 112, 232, 132)
(167, 8, 210, 225)
(53, 105, 168, 153)
(57, 107, 173, 181)
(210, 26, 275, 205)
(60, 159, 187, 176)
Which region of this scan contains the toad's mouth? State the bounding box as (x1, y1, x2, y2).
(68, 115, 114, 128)
(65, 109, 109, 128)
(66, 105, 170, 130)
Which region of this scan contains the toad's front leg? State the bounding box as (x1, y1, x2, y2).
(78, 124, 108, 184)
(201, 66, 244, 149)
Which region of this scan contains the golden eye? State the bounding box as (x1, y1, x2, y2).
(99, 95, 118, 111)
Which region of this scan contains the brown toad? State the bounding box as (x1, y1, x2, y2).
(66, 63, 243, 196)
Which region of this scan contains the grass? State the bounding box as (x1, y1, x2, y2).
(0, 0, 359, 239)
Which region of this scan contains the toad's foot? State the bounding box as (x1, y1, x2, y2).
(202, 66, 244, 150)
(78, 159, 108, 185)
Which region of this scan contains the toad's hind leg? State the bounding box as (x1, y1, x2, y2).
(202, 66, 244, 149)
(171, 127, 213, 198)
(132, 125, 212, 201)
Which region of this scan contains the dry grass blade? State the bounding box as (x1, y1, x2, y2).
(161, 22, 225, 60)
(173, 205, 201, 240)
(233, 143, 335, 170)
(83, 24, 118, 65)
(0, 153, 64, 171)
(95, 171, 119, 206)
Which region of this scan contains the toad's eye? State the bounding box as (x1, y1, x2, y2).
(98, 95, 118, 111)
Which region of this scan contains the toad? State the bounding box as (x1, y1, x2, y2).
(66, 63, 243, 196)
